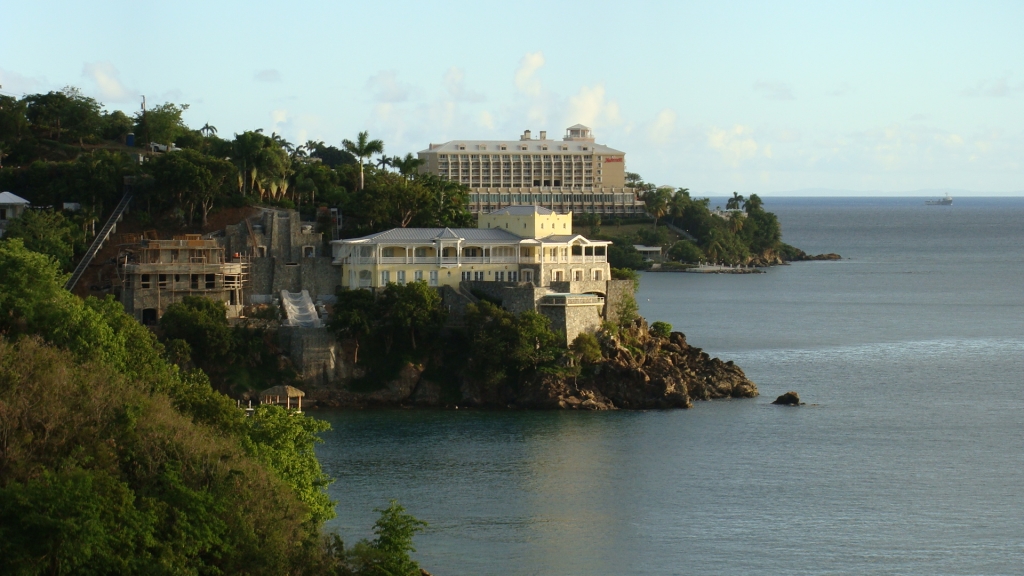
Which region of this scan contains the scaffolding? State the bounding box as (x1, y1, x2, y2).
(118, 234, 251, 320)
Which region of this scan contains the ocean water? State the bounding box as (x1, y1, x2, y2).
(317, 197, 1024, 575)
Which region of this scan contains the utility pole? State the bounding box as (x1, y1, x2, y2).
(141, 95, 148, 151)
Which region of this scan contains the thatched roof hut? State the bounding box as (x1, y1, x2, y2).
(260, 385, 305, 410)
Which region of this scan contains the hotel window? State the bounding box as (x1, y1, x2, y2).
(474, 271, 484, 281)
(593, 269, 603, 281)
(415, 247, 427, 257)
(381, 270, 390, 284)
(509, 271, 519, 282)
(574, 270, 583, 281)
(462, 271, 471, 281)
(414, 270, 423, 282)
(429, 270, 438, 286)
(397, 270, 406, 284)
(496, 271, 505, 281)
(523, 270, 534, 283)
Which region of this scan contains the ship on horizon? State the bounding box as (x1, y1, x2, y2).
(926, 194, 953, 206)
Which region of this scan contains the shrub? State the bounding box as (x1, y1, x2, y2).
(650, 321, 673, 338)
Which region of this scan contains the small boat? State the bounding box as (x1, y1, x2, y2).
(925, 194, 953, 206)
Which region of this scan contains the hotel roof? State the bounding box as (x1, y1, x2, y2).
(421, 139, 623, 155)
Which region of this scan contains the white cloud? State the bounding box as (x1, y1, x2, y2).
(82, 62, 136, 103)
(514, 52, 545, 96)
(961, 77, 1020, 98)
(254, 69, 282, 83)
(478, 111, 495, 130)
(366, 70, 411, 103)
(444, 67, 484, 102)
(707, 125, 759, 165)
(0, 68, 46, 95)
(647, 109, 677, 144)
(753, 80, 795, 101)
(566, 84, 622, 129)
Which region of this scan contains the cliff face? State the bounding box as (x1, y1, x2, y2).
(504, 320, 757, 410)
(307, 319, 758, 410)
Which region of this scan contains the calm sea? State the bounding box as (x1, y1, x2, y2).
(317, 197, 1024, 575)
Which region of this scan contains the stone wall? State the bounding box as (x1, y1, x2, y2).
(459, 280, 539, 314)
(548, 279, 608, 296)
(440, 285, 476, 326)
(604, 279, 636, 325)
(537, 300, 604, 344)
(278, 326, 343, 386)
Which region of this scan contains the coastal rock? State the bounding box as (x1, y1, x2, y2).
(411, 379, 441, 406)
(303, 320, 757, 411)
(772, 391, 802, 405)
(786, 250, 842, 262)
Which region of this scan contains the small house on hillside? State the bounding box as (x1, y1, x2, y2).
(0, 192, 30, 238)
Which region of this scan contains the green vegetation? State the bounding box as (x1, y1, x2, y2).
(650, 321, 673, 338)
(328, 281, 447, 385)
(0, 238, 428, 574)
(1, 208, 84, 270)
(1, 87, 473, 260)
(585, 172, 792, 268)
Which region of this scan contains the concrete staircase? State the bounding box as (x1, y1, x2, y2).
(65, 192, 132, 291)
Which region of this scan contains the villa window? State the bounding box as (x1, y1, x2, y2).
(381, 270, 390, 285)
(397, 270, 406, 284)
(415, 270, 423, 282)
(462, 271, 471, 281)
(429, 271, 438, 286)
(509, 271, 519, 282)
(474, 271, 484, 281)
(574, 270, 583, 281)
(523, 270, 534, 283)
(593, 269, 603, 281)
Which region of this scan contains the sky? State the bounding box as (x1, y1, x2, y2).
(2, 0, 1022, 195)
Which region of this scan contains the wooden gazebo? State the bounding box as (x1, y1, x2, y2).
(259, 385, 305, 411)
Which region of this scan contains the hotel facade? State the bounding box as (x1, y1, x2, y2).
(418, 125, 647, 216)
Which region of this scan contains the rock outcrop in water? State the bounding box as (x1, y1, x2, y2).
(308, 319, 758, 410)
(772, 391, 803, 405)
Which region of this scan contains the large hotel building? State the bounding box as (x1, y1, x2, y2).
(418, 124, 646, 216)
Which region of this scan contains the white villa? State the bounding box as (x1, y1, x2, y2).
(331, 206, 611, 290)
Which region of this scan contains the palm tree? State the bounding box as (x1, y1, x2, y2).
(342, 131, 384, 190)
(376, 155, 392, 172)
(393, 153, 425, 177)
(271, 132, 294, 154)
(726, 191, 745, 210)
(744, 193, 763, 214)
(200, 123, 218, 137)
(643, 186, 673, 228)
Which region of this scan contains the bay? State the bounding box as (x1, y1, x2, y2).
(318, 197, 1024, 575)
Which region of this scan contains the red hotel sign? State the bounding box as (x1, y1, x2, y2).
(603, 157, 623, 163)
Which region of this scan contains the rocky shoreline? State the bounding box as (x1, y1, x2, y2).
(304, 319, 758, 410)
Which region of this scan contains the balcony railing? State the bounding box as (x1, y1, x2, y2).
(334, 254, 606, 265)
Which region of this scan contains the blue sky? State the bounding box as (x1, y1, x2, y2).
(2, 0, 1022, 195)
